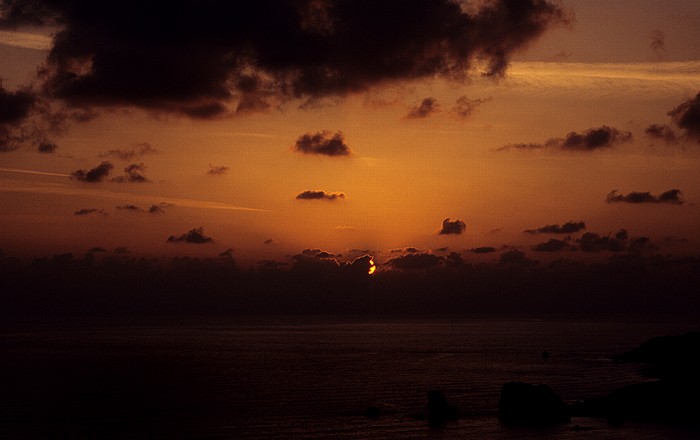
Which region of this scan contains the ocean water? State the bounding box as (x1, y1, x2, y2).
(1, 315, 699, 439)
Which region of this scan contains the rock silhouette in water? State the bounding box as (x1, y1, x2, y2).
(427, 390, 458, 426)
(572, 331, 700, 425)
(498, 382, 570, 426)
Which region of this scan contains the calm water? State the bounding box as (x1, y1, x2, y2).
(1, 315, 699, 439)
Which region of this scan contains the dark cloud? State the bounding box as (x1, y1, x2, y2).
(577, 229, 628, 252)
(0, 0, 567, 117)
(166, 227, 215, 244)
(649, 29, 665, 60)
(405, 97, 438, 119)
(114, 246, 130, 254)
(524, 221, 585, 234)
(117, 202, 171, 213)
(295, 190, 345, 201)
(293, 131, 351, 156)
(74, 208, 108, 216)
(452, 96, 489, 119)
(439, 218, 466, 235)
(264, 239, 273, 245)
(37, 141, 58, 153)
(0, 85, 34, 125)
(668, 92, 700, 141)
(500, 126, 632, 152)
(386, 253, 444, 270)
(0, 84, 38, 152)
(470, 246, 496, 254)
(111, 163, 150, 183)
(116, 204, 143, 212)
(532, 238, 569, 252)
(606, 189, 684, 205)
(644, 124, 678, 144)
(87, 246, 107, 253)
(70, 161, 113, 182)
(101, 142, 158, 161)
(148, 203, 171, 214)
(208, 164, 229, 175)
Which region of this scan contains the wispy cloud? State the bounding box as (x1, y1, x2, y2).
(0, 177, 270, 212)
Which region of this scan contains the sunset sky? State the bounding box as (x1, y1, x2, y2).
(1, 0, 700, 268)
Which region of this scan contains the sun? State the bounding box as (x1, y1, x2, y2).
(368, 259, 376, 275)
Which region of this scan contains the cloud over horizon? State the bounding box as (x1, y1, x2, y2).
(606, 189, 684, 205)
(166, 227, 215, 244)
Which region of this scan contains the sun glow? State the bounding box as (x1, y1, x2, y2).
(368, 259, 376, 275)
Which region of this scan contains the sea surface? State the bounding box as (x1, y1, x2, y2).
(1, 315, 699, 439)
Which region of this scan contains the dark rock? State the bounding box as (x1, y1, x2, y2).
(498, 382, 570, 426)
(615, 331, 700, 379)
(604, 379, 700, 425)
(427, 390, 458, 426)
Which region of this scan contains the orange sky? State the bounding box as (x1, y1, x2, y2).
(1, 0, 700, 267)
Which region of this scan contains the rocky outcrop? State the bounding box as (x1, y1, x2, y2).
(427, 390, 458, 426)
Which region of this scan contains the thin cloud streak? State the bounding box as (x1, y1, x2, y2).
(0, 178, 271, 212)
(0, 167, 70, 177)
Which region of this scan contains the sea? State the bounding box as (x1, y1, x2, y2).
(1, 315, 699, 439)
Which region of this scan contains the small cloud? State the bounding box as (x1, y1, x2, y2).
(111, 163, 150, 183)
(405, 97, 438, 119)
(74, 208, 108, 216)
(87, 246, 107, 253)
(524, 221, 585, 234)
(439, 218, 466, 235)
(166, 227, 215, 244)
(37, 141, 58, 154)
(644, 124, 678, 144)
(101, 143, 158, 161)
(499, 126, 632, 152)
(263, 239, 273, 245)
(70, 161, 113, 183)
(606, 189, 684, 205)
(293, 131, 351, 156)
(117, 204, 143, 212)
(390, 247, 420, 254)
(295, 190, 345, 201)
(452, 96, 490, 119)
(532, 238, 569, 252)
(208, 164, 229, 175)
(114, 247, 130, 254)
(148, 202, 172, 214)
(649, 29, 665, 60)
(219, 248, 234, 258)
